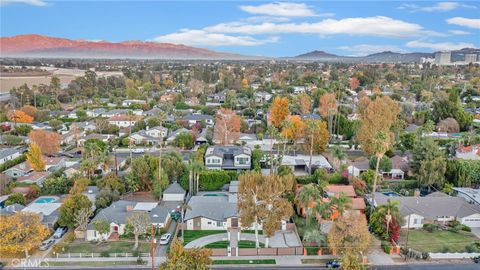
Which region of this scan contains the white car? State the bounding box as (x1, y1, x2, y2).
(159, 233, 171, 245)
(132, 148, 145, 154)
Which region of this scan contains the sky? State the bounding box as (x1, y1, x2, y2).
(1, 0, 479, 57)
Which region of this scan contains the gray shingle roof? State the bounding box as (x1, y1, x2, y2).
(374, 192, 480, 219)
(184, 194, 237, 221)
(164, 182, 185, 195)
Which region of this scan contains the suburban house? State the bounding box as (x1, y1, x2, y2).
(17, 171, 51, 186)
(280, 154, 332, 176)
(205, 146, 251, 171)
(122, 99, 146, 107)
(373, 192, 480, 228)
(0, 148, 21, 165)
(383, 155, 410, 180)
(253, 92, 272, 104)
(347, 159, 369, 177)
(207, 91, 226, 104)
(70, 121, 96, 132)
(108, 114, 141, 128)
(21, 196, 62, 229)
(183, 193, 240, 230)
(4, 156, 66, 178)
(166, 128, 190, 143)
(236, 133, 257, 145)
(86, 108, 107, 118)
(129, 126, 168, 145)
(86, 200, 179, 241)
(182, 114, 214, 127)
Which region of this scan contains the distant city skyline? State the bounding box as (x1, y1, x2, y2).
(1, 1, 479, 57)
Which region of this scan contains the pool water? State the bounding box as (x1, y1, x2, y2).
(203, 193, 228, 197)
(34, 197, 57, 203)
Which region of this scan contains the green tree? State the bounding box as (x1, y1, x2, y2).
(126, 212, 150, 250)
(5, 192, 26, 206)
(162, 238, 212, 270)
(93, 219, 110, 241)
(369, 156, 392, 172)
(58, 194, 92, 228)
(174, 132, 194, 149)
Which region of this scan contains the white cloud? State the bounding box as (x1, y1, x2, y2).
(446, 17, 480, 29)
(398, 2, 476, 12)
(406, 40, 474, 51)
(239, 2, 316, 17)
(153, 29, 279, 47)
(448, 29, 470, 35)
(242, 16, 291, 23)
(204, 16, 429, 38)
(338, 44, 407, 56)
(0, 0, 46, 6)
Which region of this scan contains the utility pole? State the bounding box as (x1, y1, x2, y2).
(404, 212, 411, 261)
(151, 224, 155, 270)
(158, 117, 163, 199)
(114, 147, 118, 176)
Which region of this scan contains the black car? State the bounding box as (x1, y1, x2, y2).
(326, 260, 341, 268)
(473, 256, 480, 263)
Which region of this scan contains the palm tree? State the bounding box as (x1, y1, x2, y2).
(296, 184, 321, 228)
(266, 126, 278, 175)
(303, 228, 326, 247)
(329, 193, 352, 217)
(378, 199, 400, 239)
(370, 131, 390, 213)
(305, 121, 319, 174)
(179, 202, 191, 242)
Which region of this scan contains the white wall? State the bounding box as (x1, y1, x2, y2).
(461, 213, 480, 227)
(402, 214, 424, 229)
(163, 193, 184, 201)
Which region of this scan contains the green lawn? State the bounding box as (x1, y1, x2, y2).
(242, 230, 263, 235)
(180, 230, 226, 245)
(399, 229, 479, 253)
(65, 241, 150, 254)
(205, 240, 265, 248)
(213, 259, 276, 265)
(301, 259, 331, 264)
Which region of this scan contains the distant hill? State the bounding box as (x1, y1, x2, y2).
(293, 50, 339, 60)
(291, 50, 434, 63)
(0, 34, 249, 60)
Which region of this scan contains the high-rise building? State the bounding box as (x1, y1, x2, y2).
(435, 51, 451, 65)
(465, 54, 478, 63)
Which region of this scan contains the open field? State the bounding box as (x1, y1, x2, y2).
(399, 229, 479, 253)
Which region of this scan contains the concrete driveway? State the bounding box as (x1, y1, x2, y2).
(185, 230, 301, 248)
(470, 227, 480, 239)
(155, 221, 177, 256)
(184, 233, 230, 248)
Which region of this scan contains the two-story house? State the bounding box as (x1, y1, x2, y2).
(205, 146, 251, 171)
(182, 114, 214, 127)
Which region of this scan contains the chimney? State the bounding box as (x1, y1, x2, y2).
(126, 205, 134, 212)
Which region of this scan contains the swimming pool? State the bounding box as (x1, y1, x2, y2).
(34, 197, 58, 203)
(203, 193, 228, 197)
(382, 191, 400, 197)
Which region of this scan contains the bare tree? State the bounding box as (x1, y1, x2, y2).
(75, 207, 93, 241)
(126, 212, 150, 250)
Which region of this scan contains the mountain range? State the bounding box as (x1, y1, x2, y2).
(0, 34, 478, 63)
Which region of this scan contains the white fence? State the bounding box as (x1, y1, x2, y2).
(56, 252, 150, 258)
(429, 252, 480, 259)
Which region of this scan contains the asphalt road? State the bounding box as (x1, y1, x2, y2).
(6, 264, 479, 270)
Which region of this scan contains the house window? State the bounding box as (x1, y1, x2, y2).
(413, 218, 419, 225)
(216, 221, 222, 227)
(207, 221, 212, 225)
(236, 157, 249, 165)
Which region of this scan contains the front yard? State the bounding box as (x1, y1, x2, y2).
(399, 229, 479, 253)
(63, 241, 150, 254)
(180, 230, 226, 245)
(205, 240, 265, 248)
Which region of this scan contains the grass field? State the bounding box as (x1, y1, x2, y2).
(213, 259, 276, 265)
(399, 229, 478, 253)
(205, 240, 265, 248)
(180, 230, 226, 245)
(65, 241, 150, 254)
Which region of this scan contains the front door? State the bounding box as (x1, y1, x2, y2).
(231, 218, 238, 228)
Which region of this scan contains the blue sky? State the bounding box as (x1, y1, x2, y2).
(1, 1, 479, 56)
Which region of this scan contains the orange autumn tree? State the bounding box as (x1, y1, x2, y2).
(214, 108, 241, 145)
(318, 93, 337, 136)
(269, 96, 290, 128)
(0, 212, 49, 257)
(297, 93, 312, 115)
(20, 105, 38, 119)
(282, 115, 306, 153)
(349, 77, 360, 90)
(28, 129, 61, 155)
(8, 110, 33, 124)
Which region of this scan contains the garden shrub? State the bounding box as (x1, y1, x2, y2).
(423, 224, 436, 233)
(100, 251, 110, 257)
(381, 241, 391, 254)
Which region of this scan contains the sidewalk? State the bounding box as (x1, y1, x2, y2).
(211, 255, 337, 266)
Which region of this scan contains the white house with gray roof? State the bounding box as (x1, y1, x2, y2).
(86, 200, 180, 241)
(373, 192, 480, 228)
(205, 146, 251, 171)
(0, 148, 21, 165)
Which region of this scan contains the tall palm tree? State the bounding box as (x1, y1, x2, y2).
(305, 120, 319, 174)
(370, 131, 390, 213)
(266, 126, 278, 175)
(378, 199, 400, 239)
(179, 202, 191, 242)
(303, 228, 326, 248)
(329, 193, 352, 217)
(296, 184, 320, 228)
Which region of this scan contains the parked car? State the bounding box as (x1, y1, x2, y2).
(53, 227, 67, 239)
(132, 148, 145, 153)
(39, 239, 55, 251)
(326, 260, 340, 268)
(159, 233, 171, 245)
(171, 211, 181, 221)
(473, 256, 480, 263)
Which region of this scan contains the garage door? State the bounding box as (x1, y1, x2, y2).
(462, 218, 480, 227)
